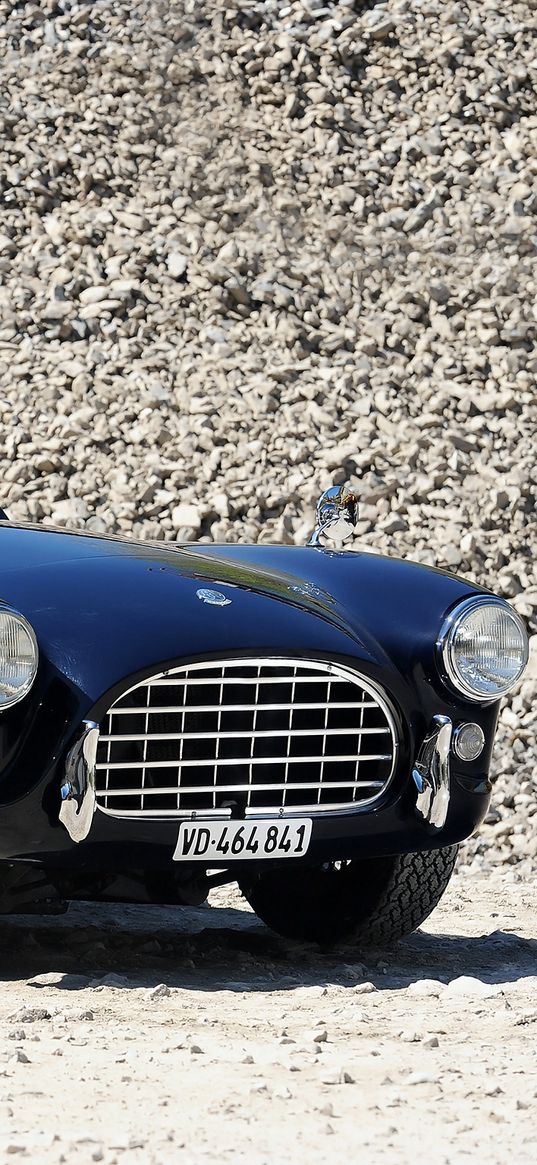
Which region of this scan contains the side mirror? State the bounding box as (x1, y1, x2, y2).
(308, 485, 359, 548)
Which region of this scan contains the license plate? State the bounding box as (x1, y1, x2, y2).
(173, 818, 312, 862)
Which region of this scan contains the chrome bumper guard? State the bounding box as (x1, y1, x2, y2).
(59, 720, 99, 842)
(59, 715, 452, 841)
(412, 714, 452, 830)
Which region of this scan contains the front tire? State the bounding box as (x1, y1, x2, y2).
(238, 845, 458, 947)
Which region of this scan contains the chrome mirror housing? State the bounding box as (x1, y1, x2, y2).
(308, 485, 359, 548)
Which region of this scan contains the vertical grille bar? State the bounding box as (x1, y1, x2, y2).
(104, 708, 112, 810)
(141, 682, 150, 812)
(213, 672, 224, 813)
(282, 666, 297, 812)
(318, 676, 331, 806)
(246, 665, 260, 812)
(177, 673, 187, 813)
(353, 683, 366, 803)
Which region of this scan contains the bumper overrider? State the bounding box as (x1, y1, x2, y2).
(411, 715, 451, 830)
(59, 721, 99, 843)
(60, 713, 459, 846)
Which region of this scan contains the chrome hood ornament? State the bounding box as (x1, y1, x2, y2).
(308, 485, 359, 548)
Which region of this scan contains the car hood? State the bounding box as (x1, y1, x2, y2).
(0, 523, 486, 703)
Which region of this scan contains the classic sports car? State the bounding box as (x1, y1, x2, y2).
(0, 487, 529, 945)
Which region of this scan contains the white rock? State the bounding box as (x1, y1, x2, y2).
(171, 504, 202, 531)
(407, 980, 445, 997)
(167, 253, 188, 278)
(406, 1071, 439, 1086)
(445, 977, 502, 999)
(50, 498, 90, 525)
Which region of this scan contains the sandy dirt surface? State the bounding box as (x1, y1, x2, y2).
(0, 872, 535, 1165)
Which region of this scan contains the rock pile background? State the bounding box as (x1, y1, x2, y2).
(0, 0, 535, 871)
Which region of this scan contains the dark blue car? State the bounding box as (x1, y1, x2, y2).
(0, 488, 528, 945)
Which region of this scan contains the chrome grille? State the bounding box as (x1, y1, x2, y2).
(95, 658, 398, 819)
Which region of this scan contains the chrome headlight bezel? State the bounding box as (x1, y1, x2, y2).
(437, 596, 529, 703)
(0, 609, 39, 710)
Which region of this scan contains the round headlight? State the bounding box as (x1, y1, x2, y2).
(0, 610, 39, 709)
(438, 597, 528, 702)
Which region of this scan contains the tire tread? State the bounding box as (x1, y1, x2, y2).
(351, 845, 459, 946)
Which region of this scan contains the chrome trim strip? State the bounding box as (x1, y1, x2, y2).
(95, 656, 399, 821)
(96, 799, 383, 821)
(96, 753, 391, 771)
(146, 675, 360, 686)
(98, 726, 390, 743)
(107, 700, 378, 715)
(96, 779, 385, 797)
(59, 720, 99, 842)
(412, 715, 452, 830)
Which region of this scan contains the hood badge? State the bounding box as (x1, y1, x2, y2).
(196, 588, 232, 607)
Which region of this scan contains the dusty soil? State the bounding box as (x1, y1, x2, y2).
(0, 872, 535, 1165)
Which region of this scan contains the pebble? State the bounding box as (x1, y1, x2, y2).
(445, 977, 502, 999)
(92, 974, 130, 989)
(27, 974, 65, 988)
(9, 1008, 51, 1023)
(58, 1009, 94, 1022)
(171, 503, 202, 533)
(148, 983, 171, 1000)
(399, 1030, 422, 1043)
(321, 1069, 355, 1085)
(407, 980, 445, 998)
(12, 1049, 30, 1064)
(167, 253, 188, 279)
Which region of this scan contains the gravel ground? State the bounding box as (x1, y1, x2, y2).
(0, 2, 535, 853)
(0, 875, 536, 1164)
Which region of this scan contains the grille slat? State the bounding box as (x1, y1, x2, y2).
(99, 727, 390, 742)
(95, 657, 398, 820)
(146, 675, 350, 687)
(107, 700, 378, 715)
(95, 780, 385, 797)
(98, 753, 391, 770)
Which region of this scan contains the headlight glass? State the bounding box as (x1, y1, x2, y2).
(0, 611, 39, 708)
(439, 598, 528, 701)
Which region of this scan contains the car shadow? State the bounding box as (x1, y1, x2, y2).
(0, 899, 535, 993)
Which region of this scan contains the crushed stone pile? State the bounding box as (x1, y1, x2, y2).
(0, 0, 535, 872)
